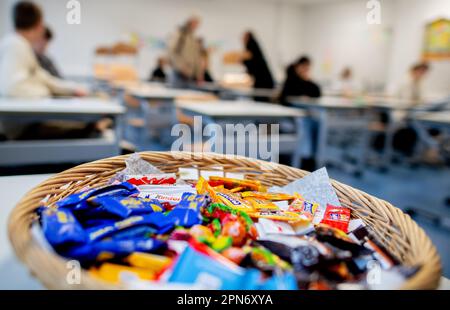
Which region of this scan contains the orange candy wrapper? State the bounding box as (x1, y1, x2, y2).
(241, 191, 298, 202)
(250, 210, 304, 222)
(243, 197, 279, 211)
(209, 176, 266, 192)
(197, 177, 255, 213)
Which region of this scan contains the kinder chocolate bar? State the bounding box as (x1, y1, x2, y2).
(86, 213, 175, 242)
(241, 191, 298, 201)
(138, 185, 196, 206)
(320, 205, 351, 233)
(167, 193, 208, 228)
(209, 176, 266, 192)
(40, 207, 87, 249)
(55, 182, 137, 209)
(64, 238, 167, 264)
(288, 198, 319, 222)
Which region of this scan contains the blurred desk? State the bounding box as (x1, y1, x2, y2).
(0, 98, 125, 166)
(288, 96, 376, 174)
(414, 111, 450, 126)
(177, 100, 305, 161)
(192, 83, 279, 101)
(176, 100, 304, 119)
(125, 85, 215, 144)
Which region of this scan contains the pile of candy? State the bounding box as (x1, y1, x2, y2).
(37, 161, 417, 290)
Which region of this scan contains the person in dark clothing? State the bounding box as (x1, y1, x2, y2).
(241, 31, 275, 90)
(200, 47, 214, 83)
(279, 56, 321, 105)
(149, 57, 167, 82)
(34, 26, 62, 78)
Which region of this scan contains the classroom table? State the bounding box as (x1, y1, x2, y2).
(126, 84, 215, 145)
(287, 95, 431, 173)
(1, 173, 449, 290)
(176, 100, 305, 162)
(191, 82, 280, 101)
(288, 96, 376, 174)
(0, 98, 125, 166)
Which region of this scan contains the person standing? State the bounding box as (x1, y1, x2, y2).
(168, 16, 203, 88)
(241, 31, 275, 90)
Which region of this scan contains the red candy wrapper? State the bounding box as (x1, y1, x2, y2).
(320, 204, 351, 233)
(126, 174, 177, 186)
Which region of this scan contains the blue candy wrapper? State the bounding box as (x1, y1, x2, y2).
(40, 207, 87, 248)
(110, 226, 157, 240)
(55, 182, 138, 210)
(89, 196, 165, 219)
(63, 238, 167, 264)
(86, 212, 175, 242)
(167, 193, 208, 228)
(168, 243, 260, 290)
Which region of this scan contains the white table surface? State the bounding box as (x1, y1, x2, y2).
(414, 111, 450, 125)
(0, 98, 125, 115)
(177, 100, 305, 118)
(128, 85, 210, 100)
(288, 95, 420, 110)
(0, 174, 448, 290)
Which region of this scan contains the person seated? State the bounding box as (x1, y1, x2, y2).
(279, 56, 321, 105)
(33, 26, 62, 78)
(331, 67, 360, 96)
(0, 2, 105, 141)
(149, 56, 167, 83)
(394, 62, 430, 103)
(0, 1, 86, 98)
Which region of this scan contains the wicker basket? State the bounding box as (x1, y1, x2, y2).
(8, 152, 441, 290)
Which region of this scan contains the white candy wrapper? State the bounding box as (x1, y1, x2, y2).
(269, 168, 341, 224)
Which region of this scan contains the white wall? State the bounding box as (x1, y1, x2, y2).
(300, 0, 395, 90)
(300, 0, 450, 95)
(0, 0, 304, 80)
(387, 0, 450, 96)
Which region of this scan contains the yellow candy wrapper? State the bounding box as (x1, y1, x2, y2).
(241, 191, 300, 201)
(244, 197, 279, 211)
(250, 210, 304, 222)
(209, 176, 266, 192)
(288, 198, 319, 221)
(125, 252, 172, 273)
(90, 263, 155, 284)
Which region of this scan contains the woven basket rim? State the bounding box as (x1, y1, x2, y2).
(7, 151, 442, 290)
